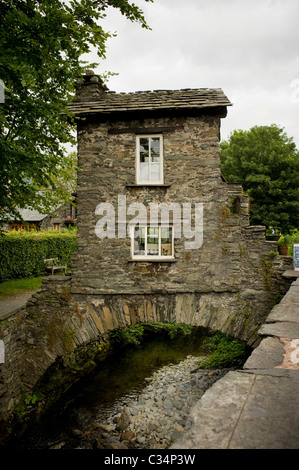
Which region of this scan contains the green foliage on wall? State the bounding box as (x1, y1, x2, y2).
(108, 322, 194, 347)
(0, 230, 77, 280)
(197, 330, 251, 369)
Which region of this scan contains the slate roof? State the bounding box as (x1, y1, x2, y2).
(68, 88, 232, 116)
(10, 208, 48, 222)
(7, 205, 63, 222)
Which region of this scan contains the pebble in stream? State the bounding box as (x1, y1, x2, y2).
(87, 355, 231, 450)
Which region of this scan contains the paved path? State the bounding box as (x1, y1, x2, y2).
(172, 272, 299, 449)
(0, 291, 35, 319)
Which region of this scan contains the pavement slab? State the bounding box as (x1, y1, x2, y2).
(171, 371, 256, 449)
(0, 292, 35, 319)
(266, 303, 299, 323)
(243, 337, 285, 369)
(258, 322, 299, 339)
(172, 370, 299, 449)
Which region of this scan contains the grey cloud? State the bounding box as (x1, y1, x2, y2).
(91, 0, 299, 146)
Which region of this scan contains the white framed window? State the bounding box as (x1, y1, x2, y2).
(136, 135, 163, 184)
(131, 224, 174, 260)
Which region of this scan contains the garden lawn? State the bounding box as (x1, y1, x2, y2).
(0, 277, 42, 297)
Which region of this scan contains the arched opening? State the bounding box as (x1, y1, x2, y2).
(7, 323, 251, 449)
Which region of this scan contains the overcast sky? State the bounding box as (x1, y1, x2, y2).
(85, 0, 299, 147)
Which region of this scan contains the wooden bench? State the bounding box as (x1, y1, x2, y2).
(44, 258, 67, 275)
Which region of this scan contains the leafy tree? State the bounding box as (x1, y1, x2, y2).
(220, 124, 299, 232)
(0, 0, 152, 221)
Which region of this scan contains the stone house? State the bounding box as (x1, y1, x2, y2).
(1, 202, 77, 232)
(68, 71, 291, 345)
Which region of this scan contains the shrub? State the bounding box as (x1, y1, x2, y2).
(108, 322, 194, 347)
(197, 330, 251, 369)
(277, 234, 291, 248)
(0, 229, 77, 280)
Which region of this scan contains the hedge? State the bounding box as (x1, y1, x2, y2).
(0, 230, 77, 281)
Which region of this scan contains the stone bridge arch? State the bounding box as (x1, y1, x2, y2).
(0, 261, 293, 429)
(0, 277, 236, 423)
(79, 292, 234, 336)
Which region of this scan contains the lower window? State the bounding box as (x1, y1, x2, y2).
(131, 225, 174, 260)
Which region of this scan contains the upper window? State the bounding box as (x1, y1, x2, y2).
(136, 135, 163, 184)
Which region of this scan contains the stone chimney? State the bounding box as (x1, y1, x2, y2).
(75, 70, 108, 101)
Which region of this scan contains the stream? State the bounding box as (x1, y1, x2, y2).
(8, 331, 232, 450)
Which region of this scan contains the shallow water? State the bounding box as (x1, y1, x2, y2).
(11, 333, 205, 449)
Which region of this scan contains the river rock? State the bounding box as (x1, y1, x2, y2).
(96, 423, 115, 432)
(115, 411, 130, 431)
(121, 430, 135, 441)
(166, 385, 177, 395)
(71, 428, 84, 437)
(49, 441, 66, 449)
(105, 441, 128, 449)
(69, 356, 232, 450)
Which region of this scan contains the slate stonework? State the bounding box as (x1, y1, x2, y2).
(69, 73, 293, 346)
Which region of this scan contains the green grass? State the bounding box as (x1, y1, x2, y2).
(0, 277, 42, 297)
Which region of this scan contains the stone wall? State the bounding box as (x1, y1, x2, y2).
(72, 113, 247, 295)
(0, 276, 73, 422)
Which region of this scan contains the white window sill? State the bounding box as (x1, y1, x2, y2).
(128, 258, 177, 263)
(126, 183, 171, 188)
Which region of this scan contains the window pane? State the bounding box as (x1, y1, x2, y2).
(140, 162, 149, 180)
(151, 163, 160, 181)
(161, 227, 172, 256)
(134, 226, 146, 255)
(139, 137, 149, 181)
(140, 138, 149, 162)
(147, 227, 159, 256)
(151, 137, 160, 163)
